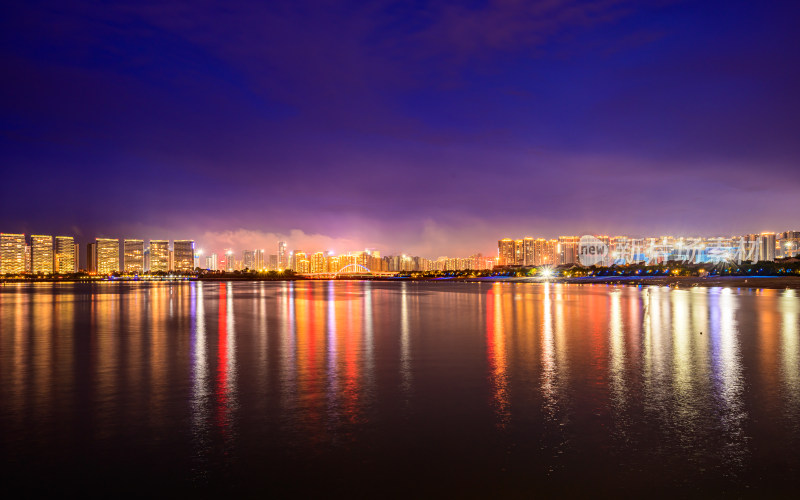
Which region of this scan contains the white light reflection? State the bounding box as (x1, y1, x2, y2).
(709, 287, 747, 476)
(671, 290, 691, 398)
(363, 281, 375, 402)
(541, 282, 556, 412)
(280, 282, 297, 412)
(608, 289, 625, 413)
(400, 282, 412, 399)
(326, 281, 339, 412)
(256, 282, 269, 415)
(780, 289, 799, 410)
(190, 282, 209, 481)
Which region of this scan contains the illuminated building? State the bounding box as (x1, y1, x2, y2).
(123, 239, 144, 274)
(24, 245, 31, 272)
(523, 237, 534, 265)
(0, 233, 26, 274)
(278, 241, 287, 269)
(513, 239, 524, 265)
(497, 238, 514, 265)
(173, 240, 194, 272)
(149, 240, 170, 272)
(205, 253, 218, 271)
(143, 247, 150, 271)
(531, 238, 557, 266)
(96, 238, 119, 274)
(268, 254, 277, 270)
(311, 252, 326, 273)
(779, 231, 800, 258)
(86, 242, 97, 272)
(741, 234, 760, 262)
(759, 233, 776, 262)
(31, 234, 54, 273)
(243, 250, 255, 270)
(255, 249, 265, 270)
(224, 250, 235, 271)
(295, 252, 309, 273)
(55, 236, 76, 273)
(558, 236, 579, 265)
(327, 255, 340, 273)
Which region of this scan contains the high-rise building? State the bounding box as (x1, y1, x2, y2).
(96, 238, 119, 274)
(498, 239, 514, 266)
(268, 254, 277, 270)
(758, 233, 776, 262)
(243, 250, 255, 270)
(311, 252, 326, 273)
(255, 249, 265, 270)
(24, 245, 31, 272)
(173, 240, 195, 272)
(523, 237, 534, 266)
(533, 238, 549, 265)
(0, 233, 26, 275)
(143, 247, 150, 272)
(55, 236, 76, 273)
(86, 242, 97, 272)
(205, 253, 218, 271)
(278, 241, 287, 269)
(328, 255, 340, 273)
(513, 239, 524, 265)
(124, 239, 145, 274)
(74, 242, 80, 271)
(223, 250, 235, 271)
(779, 231, 800, 258)
(149, 240, 170, 272)
(31, 234, 54, 274)
(558, 236, 579, 265)
(295, 252, 309, 273)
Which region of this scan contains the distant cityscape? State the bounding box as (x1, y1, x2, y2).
(0, 229, 798, 276)
(497, 232, 800, 267)
(0, 233, 496, 275)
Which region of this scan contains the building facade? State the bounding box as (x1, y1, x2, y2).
(96, 238, 119, 274)
(173, 240, 195, 272)
(124, 239, 145, 273)
(278, 241, 287, 269)
(31, 234, 54, 273)
(758, 233, 776, 262)
(558, 236, 579, 265)
(55, 236, 76, 273)
(0, 233, 26, 274)
(149, 240, 170, 272)
(497, 238, 514, 266)
(243, 250, 255, 270)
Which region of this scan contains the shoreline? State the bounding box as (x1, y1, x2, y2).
(463, 275, 800, 290)
(2, 275, 800, 290)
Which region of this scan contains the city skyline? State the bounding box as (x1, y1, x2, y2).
(2, 1, 800, 256)
(2, 227, 798, 275)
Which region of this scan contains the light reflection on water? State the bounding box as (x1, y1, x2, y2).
(1, 281, 799, 494)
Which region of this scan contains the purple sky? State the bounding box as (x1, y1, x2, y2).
(2, 0, 799, 257)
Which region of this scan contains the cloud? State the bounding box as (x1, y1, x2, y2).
(197, 228, 368, 256)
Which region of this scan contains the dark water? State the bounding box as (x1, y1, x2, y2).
(1, 281, 799, 496)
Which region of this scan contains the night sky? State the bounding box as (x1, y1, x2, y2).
(2, 1, 799, 256)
